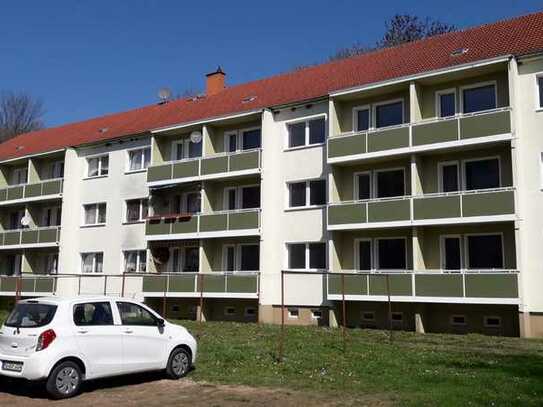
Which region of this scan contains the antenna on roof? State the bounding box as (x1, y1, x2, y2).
(157, 88, 172, 104)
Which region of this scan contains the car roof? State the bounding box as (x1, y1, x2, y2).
(20, 296, 138, 304)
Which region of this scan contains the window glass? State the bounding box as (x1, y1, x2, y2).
(356, 109, 370, 131)
(128, 148, 151, 171)
(100, 156, 109, 175)
(467, 235, 503, 269)
(117, 302, 157, 326)
(73, 302, 113, 326)
(309, 180, 326, 205)
(439, 93, 456, 117)
(242, 129, 261, 150)
(376, 169, 405, 198)
(183, 247, 199, 272)
(462, 85, 496, 113)
(51, 161, 64, 179)
(356, 173, 371, 200)
(174, 142, 184, 161)
(227, 134, 237, 152)
(443, 237, 461, 270)
(375, 101, 403, 128)
(289, 182, 306, 207)
(288, 244, 306, 269)
(309, 243, 326, 269)
(358, 240, 372, 270)
(84, 204, 97, 225)
(308, 118, 325, 144)
(186, 192, 201, 214)
(377, 239, 406, 269)
(226, 189, 237, 210)
(240, 245, 259, 271)
(188, 140, 202, 158)
(126, 200, 142, 222)
(124, 250, 146, 273)
(5, 303, 57, 328)
(538, 77, 543, 108)
(441, 163, 459, 192)
(288, 122, 306, 148)
(82, 252, 103, 273)
(9, 210, 24, 230)
(464, 159, 499, 190)
(10, 167, 28, 185)
(225, 246, 235, 271)
(241, 186, 260, 209)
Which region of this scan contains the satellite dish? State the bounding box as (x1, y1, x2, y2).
(190, 130, 202, 144)
(158, 88, 172, 103)
(20, 216, 30, 227)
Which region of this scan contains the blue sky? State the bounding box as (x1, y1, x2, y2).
(1, 1, 541, 127)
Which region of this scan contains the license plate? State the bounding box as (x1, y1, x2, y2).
(2, 361, 23, 372)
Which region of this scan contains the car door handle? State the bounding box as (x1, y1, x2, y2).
(123, 329, 134, 334)
(77, 329, 89, 334)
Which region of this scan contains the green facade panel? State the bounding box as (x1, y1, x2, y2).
(35, 278, 55, 293)
(413, 196, 461, 220)
(367, 199, 410, 222)
(142, 275, 167, 292)
(21, 230, 39, 244)
(227, 275, 258, 293)
(7, 186, 23, 200)
(200, 274, 225, 292)
(462, 190, 515, 217)
(328, 274, 367, 296)
(0, 189, 6, 201)
(0, 277, 16, 291)
(367, 127, 409, 152)
(168, 275, 196, 293)
(42, 180, 62, 195)
(24, 183, 42, 198)
(328, 135, 366, 158)
(21, 278, 34, 292)
(147, 164, 172, 182)
(171, 217, 198, 234)
(229, 211, 259, 230)
(4, 232, 21, 245)
(328, 204, 366, 225)
(230, 151, 260, 172)
(199, 214, 228, 232)
(368, 275, 412, 296)
(415, 274, 463, 297)
(460, 110, 511, 139)
(173, 160, 199, 179)
(39, 228, 59, 243)
(201, 156, 228, 175)
(146, 220, 171, 235)
(412, 119, 459, 146)
(465, 274, 518, 298)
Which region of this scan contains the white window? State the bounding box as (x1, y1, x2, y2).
(287, 308, 299, 319)
(223, 185, 260, 210)
(86, 155, 109, 178)
(461, 82, 497, 113)
(540, 153, 543, 189)
(287, 242, 327, 270)
(450, 315, 467, 326)
(311, 309, 322, 320)
(287, 179, 326, 208)
(171, 139, 202, 161)
(10, 166, 28, 185)
(440, 235, 463, 270)
(463, 157, 500, 190)
(127, 147, 151, 172)
(222, 244, 260, 272)
(43, 253, 58, 274)
(171, 191, 201, 214)
(123, 250, 147, 273)
(81, 252, 104, 273)
(438, 161, 460, 192)
(436, 89, 456, 118)
(125, 198, 148, 223)
(224, 127, 262, 152)
(373, 99, 404, 128)
(50, 161, 64, 179)
(286, 117, 326, 148)
(537, 74, 543, 110)
(169, 246, 200, 273)
(42, 206, 62, 227)
(83, 203, 107, 226)
(465, 234, 504, 269)
(353, 105, 370, 132)
(483, 316, 502, 328)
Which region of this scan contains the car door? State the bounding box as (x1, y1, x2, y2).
(72, 301, 123, 378)
(115, 301, 169, 373)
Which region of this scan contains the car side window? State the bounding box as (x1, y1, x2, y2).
(73, 302, 114, 326)
(116, 302, 157, 326)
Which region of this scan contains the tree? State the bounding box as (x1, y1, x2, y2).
(0, 91, 45, 141)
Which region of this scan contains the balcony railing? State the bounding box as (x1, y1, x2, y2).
(146, 209, 261, 238)
(328, 108, 511, 162)
(0, 274, 56, 295)
(0, 226, 61, 248)
(327, 187, 515, 228)
(0, 179, 63, 205)
(147, 149, 262, 184)
(327, 269, 519, 302)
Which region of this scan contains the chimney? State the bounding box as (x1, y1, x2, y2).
(206, 66, 225, 96)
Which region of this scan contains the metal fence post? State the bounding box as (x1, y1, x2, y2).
(279, 270, 285, 362)
(198, 273, 204, 323)
(121, 273, 126, 297)
(15, 275, 22, 304)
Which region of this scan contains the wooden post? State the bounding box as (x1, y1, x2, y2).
(341, 273, 347, 352)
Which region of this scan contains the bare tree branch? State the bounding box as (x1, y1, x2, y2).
(0, 91, 45, 141)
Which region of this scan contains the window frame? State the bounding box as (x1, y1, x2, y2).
(437, 160, 460, 193)
(122, 249, 147, 273)
(459, 81, 498, 114)
(222, 184, 260, 210)
(223, 126, 262, 153)
(374, 237, 408, 270)
(352, 104, 371, 133)
(221, 243, 259, 272)
(168, 246, 200, 273)
(285, 241, 327, 271)
(435, 88, 457, 118)
(439, 234, 464, 270)
(464, 232, 505, 270)
(171, 190, 202, 214)
(116, 301, 159, 326)
(284, 114, 327, 151)
(450, 314, 467, 327)
(82, 202, 107, 227)
(285, 177, 327, 210)
(373, 167, 407, 199)
(85, 154, 109, 179)
(50, 160, 65, 179)
(536, 73, 543, 111)
(124, 198, 148, 224)
(41, 205, 62, 227)
(10, 166, 28, 186)
(372, 98, 405, 129)
(483, 315, 502, 328)
(80, 252, 104, 274)
(461, 156, 502, 191)
(354, 238, 374, 271)
(126, 146, 151, 173)
(73, 301, 114, 326)
(353, 171, 372, 201)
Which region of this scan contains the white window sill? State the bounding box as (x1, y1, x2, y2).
(284, 205, 326, 212)
(122, 220, 145, 225)
(80, 223, 106, 229)
(536, 107, 543, 112)
(83, 175, 108, 181)
(125, 169, 148, 175)
(284, 143, 325, 152)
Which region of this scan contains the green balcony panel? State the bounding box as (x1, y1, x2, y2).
(3, 231, 21, 245)
(328, 204, 366, 225)
(142, 275, 167, 292)
(35, 278, 55, 293)
(21, 278, 35, 292)
(42, 180, 62, 195)
(328, 135, 366, 159)
(465, 274, 518, 298)
(21, 230, 39, 244)
(328, 274, 367, 296)
(147, 164, 172, 182)
(460, 110, 511, 139)
(24, 183, 42, 198)
(0, 188, 6, 201)
(168, 275, 196, 293)
(368, 274, 412, 296)
(462, 190, 515, 217)
(413, 196, 461, 220)
(415, 274, 463, 297)
(199, 274, 225, 293)
(367, 127, 409, 152)
(171, 217, 198, 234)
(7, 186, 23, 201)
(412, 119, 459, 146)
(172, 160, 199, 179)
(200, 214, 228, 232)
(201, 156, 228, 175)
(227, 275, 258, 293)
(230, 151, 260, 172)
(146, 220, 171, 235)
(0, 277, 17, 291)
(229, 211, 259, 230)
(39, 228, 59, 243)
(367, 199, 410, 222)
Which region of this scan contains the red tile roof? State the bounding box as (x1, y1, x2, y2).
(1, 12, 543, 162)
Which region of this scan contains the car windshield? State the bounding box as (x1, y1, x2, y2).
(4, 303, 57, 328)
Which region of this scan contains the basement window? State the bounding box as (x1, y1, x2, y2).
(362, 312, 375, 322)
(450, 315, 467, 326)
(391, 312, 403, 322)
(244, 307, 257, 317)
(311, 309, 322, 320)
(484, 316, 502, 328)
(288, 308, 299, 319)
(224, 307, 236, 316)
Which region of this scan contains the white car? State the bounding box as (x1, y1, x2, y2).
(0, 296, 197, 399)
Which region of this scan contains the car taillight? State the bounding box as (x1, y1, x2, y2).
(36, 329, 56, 352)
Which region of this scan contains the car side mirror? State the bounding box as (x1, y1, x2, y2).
(157, 318, 165, 328)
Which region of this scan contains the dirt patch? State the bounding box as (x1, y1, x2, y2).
(0, 375, 391, 407)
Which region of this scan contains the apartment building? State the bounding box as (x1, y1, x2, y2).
(1, 13, 543, 336)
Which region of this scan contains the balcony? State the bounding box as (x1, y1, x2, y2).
(0, 226, 61, 249)
(0, 274, 56, 296)
(327, 188, 515, 230)
(0, 179, 63, 206)
(146, 209, 261, 240)
(327, 270, 518, 304)
(328, 109, 512, 164)
(141, 272, 260, 299)
(147, 149, 261, 186)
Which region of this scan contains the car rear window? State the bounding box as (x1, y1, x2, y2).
(4, 303, 57, 328)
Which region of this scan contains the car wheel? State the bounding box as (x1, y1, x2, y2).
(166, 347, 191, 379)
(46, 361, 82, 399)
